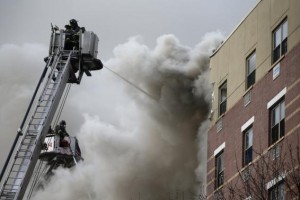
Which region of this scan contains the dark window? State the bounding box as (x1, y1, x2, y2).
(246, 51, 256, 89)
(215, 152, 224, 188)
(272, 19, 288, 64)
(214, 190, 224, 200)
(219, 81, 227, 116)
(243, 127, 253, 166)
(270, 99, 285, 145)
(268, 182, 285, 200)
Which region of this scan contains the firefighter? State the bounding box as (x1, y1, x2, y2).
(55, 120, 70, 147)
(64, 24, 74, 50)
(64, 19, 83, 50)
(69, 19, 80, 32)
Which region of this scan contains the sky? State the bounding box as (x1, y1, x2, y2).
(0, 0, 258, 199)
(0, 0, 258, 60)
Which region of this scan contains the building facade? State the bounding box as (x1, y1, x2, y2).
(206, 0, 300, 199)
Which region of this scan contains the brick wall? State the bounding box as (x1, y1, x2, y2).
(206, 42, 300, 198)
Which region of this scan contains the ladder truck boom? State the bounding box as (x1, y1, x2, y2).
(0, 23, 103, 200)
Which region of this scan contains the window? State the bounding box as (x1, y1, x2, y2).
(214, 190, 224, 200)
(219, 81, 227, 116)
(215, 152, 224, 188)
(246, 51, 256, 89)
(242, 167, 251, 182)
(272, 19, 288, 64)
(244, 90, 251, 106)
(243, 127, 253, 165)
(268, 182, 284, 200)
(270, 99, 285, 145)
(270, 144, 281, 160)
(216, 117, 223, 133)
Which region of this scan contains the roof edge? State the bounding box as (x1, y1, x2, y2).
(210, 0, 262, 58)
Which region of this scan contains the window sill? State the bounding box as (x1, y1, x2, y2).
(269, 54, 285, 72)
(241, 161, 253, 170)
(214, 185, 224, 193)
(267, 136, 285, 151)
(216, 113, 225, 122)
(243, 85, 253, 96)
(240, 162, 253, 180)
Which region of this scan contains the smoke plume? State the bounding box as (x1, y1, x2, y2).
(0, 32, 223, 200)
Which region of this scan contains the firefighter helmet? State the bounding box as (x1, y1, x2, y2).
(69, 19, 78, 26)
(60, 120, 66, 126)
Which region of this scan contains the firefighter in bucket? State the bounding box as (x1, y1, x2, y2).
(55, 120, 70, 147)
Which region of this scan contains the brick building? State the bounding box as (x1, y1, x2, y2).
(206, 0, 300, 199)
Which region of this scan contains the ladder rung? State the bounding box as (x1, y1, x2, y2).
(10, 163, 21, 166)
(7, 177, 22, 180)
(26, 133, 39, 136)
(38, 103, 50, 106)
(23, 137, 36, 141)
(21, 142, 35, 145)
(15, 156, 31, 159)
(7, 176, 23, 180)
(37, 104, 50, 106)
(27, 130, 39, 134)
(1, 192, 16, 197)
(43, 88, 54, 94)
(48, 82, 58, 86)
(32, 117, 45, 120)
(41, 97, 53, 101)
(47, 82, 58, 86)
(2, 190, 17, 193)
(30, 122, 43, 125)
(20, 148, 33, 152)
(29, 123, 43, 125)
(39, 98, 51, 101)
(1, 192, 17, 194)
(16, 151, 32, 155)
(25, 134, 37, 137)
(39, 99, 52, 103)
(44, 89, 57, 92)
(20, 142, 34, 146)
(35, 110, 48, 113)
(23, 137, 36, 140)
(4, 186, 20, 189)
(17, 150, 32, 154)
(43, 93, 54, 96)
(24, 135, 37, 138)
(11, 170, 25, 173)
(18, 145, 32, 149)
(18, 149, 32, 153)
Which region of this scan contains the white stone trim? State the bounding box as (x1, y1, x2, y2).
(241, 116, 255, 132)
(214, 142, 225, 156)
(266, 171, 287, 190)
(267, 87, 287, 109)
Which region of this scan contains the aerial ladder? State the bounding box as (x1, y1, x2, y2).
(0, 22, 103, 200)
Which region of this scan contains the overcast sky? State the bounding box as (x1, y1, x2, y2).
(0, 0, 258, 60)
(0, 0, 258, 198)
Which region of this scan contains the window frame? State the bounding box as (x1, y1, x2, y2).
(215, 151, 224, 189)
(272, 19, 288, 64)
(219, 81, 227, 116)
(268, 181, 285, 200)
(243, 126, 253, 166)
(246, 51, 256, 89)
(269, 98, 285, 146)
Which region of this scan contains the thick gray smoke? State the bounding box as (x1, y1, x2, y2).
(0, 33, 223, 200)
